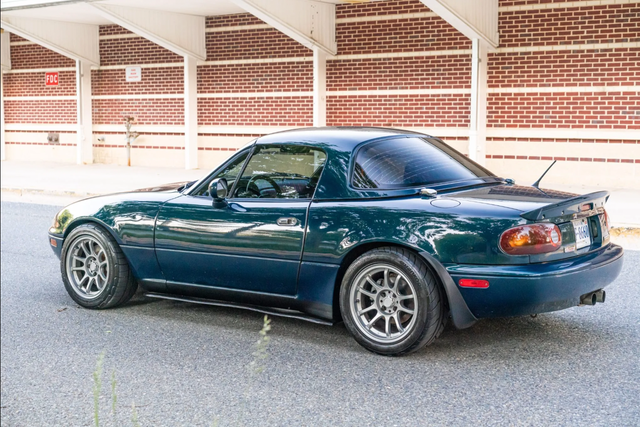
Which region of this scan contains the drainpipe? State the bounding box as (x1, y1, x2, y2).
(123, 116, 139, 167)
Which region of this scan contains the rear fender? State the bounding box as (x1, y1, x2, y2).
(332, 241, 478, 329)
(417, 251, 477, 329)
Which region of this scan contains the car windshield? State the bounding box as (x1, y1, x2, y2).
(352, 137, 494, 189)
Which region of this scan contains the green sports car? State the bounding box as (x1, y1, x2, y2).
(49, 127, 624, 355)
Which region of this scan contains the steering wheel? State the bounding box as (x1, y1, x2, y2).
(245, 174, 282, 198)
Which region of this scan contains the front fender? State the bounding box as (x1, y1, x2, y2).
(49, 192, 181, 247)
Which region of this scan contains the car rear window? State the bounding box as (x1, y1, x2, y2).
(352, 137, 493, 189)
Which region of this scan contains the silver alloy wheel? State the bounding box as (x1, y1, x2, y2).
(65, 236, 110, 300)
(349, 264, 418, 344)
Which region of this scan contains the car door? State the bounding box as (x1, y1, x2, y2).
(154, 143, 326, 296)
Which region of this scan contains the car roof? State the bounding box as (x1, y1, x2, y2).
(252, 127, 436, 200)
(255, 127, 431, 150)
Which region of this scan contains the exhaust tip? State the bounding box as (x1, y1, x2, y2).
(595, 290, 606, 303)
(580, 292, 597, 306)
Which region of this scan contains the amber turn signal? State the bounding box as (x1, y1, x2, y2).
(499, 223, 562, 255)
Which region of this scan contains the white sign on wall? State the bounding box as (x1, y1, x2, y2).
(125, 66, 142, 82)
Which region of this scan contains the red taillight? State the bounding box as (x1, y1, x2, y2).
(499, 223, 562, 255)
(459, 279, 489, 288)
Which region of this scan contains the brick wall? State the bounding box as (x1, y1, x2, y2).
(498, 4, 639, 47)
(92, 68, 184, 96)
(198, 97, 312, 126)
(327, 94, 470, 127)
(2, 0, 638, 185)
(327, 57, 471, 91)
(488, 3, 639, 131)
(3, 70, 76, 97)
(484, 0, 639, 187)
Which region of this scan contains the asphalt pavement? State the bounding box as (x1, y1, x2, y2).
(1, 201, 639, 426)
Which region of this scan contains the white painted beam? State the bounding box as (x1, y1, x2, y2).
(0, 17, 99, 65)
(1, 31, 11, 71)
(184, 56, 198, 170)
(91, 4, 206, 60)
(1, 31, 8, 160)
(313, 47, 326, 127)
(1, 71, 6, 161)
(421, 0, 499, 49)
(469, 39, 487, 165)
(231, 0, 337, 55)
(76, 60, 93, 164)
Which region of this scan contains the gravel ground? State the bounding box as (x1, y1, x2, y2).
(1, 201, 639, 427)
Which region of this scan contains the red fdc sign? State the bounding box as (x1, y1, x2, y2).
(45, 72, 59, 86)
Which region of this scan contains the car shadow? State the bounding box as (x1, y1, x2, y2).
(121, 294, 356, 347)
(411, 313, 619, 361)
(118, 294, 617, 360)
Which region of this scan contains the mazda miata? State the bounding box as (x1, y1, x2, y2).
(49, 127, 624, 355)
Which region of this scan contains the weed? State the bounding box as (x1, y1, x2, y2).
(131, 401, 140, 427)
(111, 370, 117, 424)
(90, 317, 273, 426)
(249, 315, 272, 376)
(92, 352, 105, 427)
(238, 315, 272, 426)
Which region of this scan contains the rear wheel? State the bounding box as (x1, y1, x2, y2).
(340, 247, 445, 356)
(61, 224, 137, 309)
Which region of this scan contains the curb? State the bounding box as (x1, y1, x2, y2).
(1, 187, 99, 199)
(610, 227, 640, 237)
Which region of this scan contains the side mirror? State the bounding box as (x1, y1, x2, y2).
(209, 178, 228, 202)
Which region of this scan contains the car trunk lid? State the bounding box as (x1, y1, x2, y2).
(448, 184, 611, 262)
(519, 190, 609, 221)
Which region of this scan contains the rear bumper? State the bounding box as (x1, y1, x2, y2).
(446, 243, 624, 318)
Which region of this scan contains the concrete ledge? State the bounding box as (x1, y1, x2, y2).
(610, 227, 640, 251)
(2, 187, 99, 199)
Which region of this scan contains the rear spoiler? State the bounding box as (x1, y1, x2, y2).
(521, 191, 610, 221)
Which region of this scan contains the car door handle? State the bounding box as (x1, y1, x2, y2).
(277, 217, 298, 226)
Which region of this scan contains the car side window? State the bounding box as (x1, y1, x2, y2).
(231, 145, 326, 199)
(192, 150, 250, 197)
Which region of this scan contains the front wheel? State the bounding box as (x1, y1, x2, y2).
(60, 224, 138, 309)
(340, 247, 446, 356)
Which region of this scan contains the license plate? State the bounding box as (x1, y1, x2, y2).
(572, 218, 591, 249)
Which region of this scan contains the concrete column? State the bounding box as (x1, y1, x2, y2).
(313, 46, 327, 127)
(1, 71, 6, 161)
(469, 38, 488, 165)
(184, 55, 198, 169)
(76, 60, 93, 164)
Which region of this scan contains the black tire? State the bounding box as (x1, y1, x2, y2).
(339, 247, 446, 356)
(60, 223, 138, 309)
